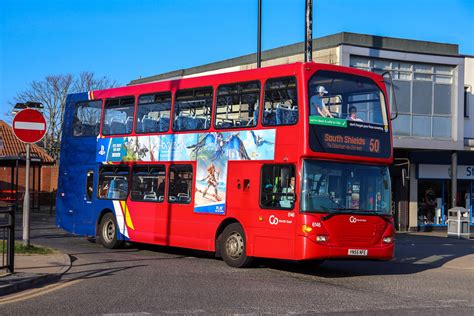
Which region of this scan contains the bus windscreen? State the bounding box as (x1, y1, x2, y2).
(301, 160, 391, 215)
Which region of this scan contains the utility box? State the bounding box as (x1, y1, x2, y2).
(447, 207, 470, 239)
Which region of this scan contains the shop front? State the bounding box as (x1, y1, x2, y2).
(417, 164, 474, 228)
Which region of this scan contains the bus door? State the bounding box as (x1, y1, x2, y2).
(74, 168, 95, 233)
(229, 163, 297, 259)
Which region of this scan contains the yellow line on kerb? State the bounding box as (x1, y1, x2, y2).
(0, 279, 82, 305)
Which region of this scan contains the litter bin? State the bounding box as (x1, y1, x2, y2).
(447, 207, 470, 239)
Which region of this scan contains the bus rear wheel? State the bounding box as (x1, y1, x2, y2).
(98, 212, 124, 249)
(220, 223, 253, 268)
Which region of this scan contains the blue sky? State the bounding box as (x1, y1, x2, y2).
(1, 0, 473, 121)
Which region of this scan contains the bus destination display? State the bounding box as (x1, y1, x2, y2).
(309, 117, 391, 158)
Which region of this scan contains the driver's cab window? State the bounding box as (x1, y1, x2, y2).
(260, 164, 296, 209)
(98, 166, 129, 200)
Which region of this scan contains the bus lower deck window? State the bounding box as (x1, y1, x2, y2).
(168, 165, 193, 204)
(131, 165, 166, 202)
(98, 166, 129, 200)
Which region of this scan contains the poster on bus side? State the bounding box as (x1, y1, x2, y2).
(96, 129, 276, 215)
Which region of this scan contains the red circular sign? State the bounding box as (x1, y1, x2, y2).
(12, 108, 47, 143)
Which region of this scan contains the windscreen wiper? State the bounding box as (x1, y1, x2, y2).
(321, 208, 392, 222)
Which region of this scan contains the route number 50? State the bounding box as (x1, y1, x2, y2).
(369, 139, 380, 153)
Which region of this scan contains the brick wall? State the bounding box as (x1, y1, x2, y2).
(0, 164, 58, 193)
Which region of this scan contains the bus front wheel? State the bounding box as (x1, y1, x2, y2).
(220, 223, 253, 268)
(98, 212, 124, 249)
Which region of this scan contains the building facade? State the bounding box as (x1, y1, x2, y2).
(130, 32, 474, 231)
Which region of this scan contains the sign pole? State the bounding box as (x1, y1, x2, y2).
(22, 143, 31, 247)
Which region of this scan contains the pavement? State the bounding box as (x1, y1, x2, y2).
(0, 252, 71, 296)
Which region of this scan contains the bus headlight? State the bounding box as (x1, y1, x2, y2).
(383, 236, 393, 244)
(316, 235, 328, 242)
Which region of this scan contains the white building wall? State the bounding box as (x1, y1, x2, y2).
(464, 57, 474, 139)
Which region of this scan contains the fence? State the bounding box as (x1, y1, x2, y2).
(0, 203, 15, 274)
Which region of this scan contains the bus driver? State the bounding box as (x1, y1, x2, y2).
(310, 85, 333, 118)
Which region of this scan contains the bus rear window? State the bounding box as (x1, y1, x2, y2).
(103, 97, 135, 135)
(72, 100, 102, 137)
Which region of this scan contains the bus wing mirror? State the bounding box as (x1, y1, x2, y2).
(382, 71, 398, 121)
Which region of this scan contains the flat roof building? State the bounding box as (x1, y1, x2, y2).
(130, 32, 474, 232)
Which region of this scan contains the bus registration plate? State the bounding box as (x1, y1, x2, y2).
(348, 249, 368, 256)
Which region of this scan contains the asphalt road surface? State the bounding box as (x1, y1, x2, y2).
(2, 213, 474, 315)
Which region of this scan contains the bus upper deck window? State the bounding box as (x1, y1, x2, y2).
(215, 81, 260, 129)
(72, 100, 102, 137)
(308, 71, 388, 126)
(263, 77, 298, 126)
(103, 97, 135, 135)
(173, 87, 212, 132)
(136, 92, 171, 134)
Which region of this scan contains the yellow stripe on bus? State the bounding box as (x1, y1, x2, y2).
(120, 200, 135, 230)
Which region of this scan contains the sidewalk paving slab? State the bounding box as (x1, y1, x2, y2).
(0, 253, 71, 297)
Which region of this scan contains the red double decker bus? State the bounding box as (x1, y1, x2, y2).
(57, 62, 394, 267)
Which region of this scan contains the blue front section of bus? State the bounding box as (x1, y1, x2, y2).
(56, 93, 120, 239)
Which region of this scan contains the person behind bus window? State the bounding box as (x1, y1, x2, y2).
(348, 106, 363, 122)
(310, 86, 333, 118)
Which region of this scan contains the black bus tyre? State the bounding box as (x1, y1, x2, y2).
(98, 212, 124, 249)
(220, 223, 253, 268)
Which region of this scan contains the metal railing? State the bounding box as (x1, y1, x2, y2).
(0, 203, 15, 274)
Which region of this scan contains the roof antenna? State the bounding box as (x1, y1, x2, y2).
(304, 0, 313, 62)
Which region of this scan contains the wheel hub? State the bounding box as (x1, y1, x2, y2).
(103, 219, 115, 243)
(225, 232, 244, 259)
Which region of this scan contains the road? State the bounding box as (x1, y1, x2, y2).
(2, 213, 474, 315)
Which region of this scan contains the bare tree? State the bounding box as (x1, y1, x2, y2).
(11, 72, 118, 160)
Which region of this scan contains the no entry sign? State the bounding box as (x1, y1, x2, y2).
(12, 108, 47, 143)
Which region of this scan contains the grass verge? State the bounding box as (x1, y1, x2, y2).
(0, 241, 54, 255)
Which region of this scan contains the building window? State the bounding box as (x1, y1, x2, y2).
(136, 92, 171, 133)
(215, 81, 260, 129)
(72, 100, 102, 137)
(173, 87, 212, 131)
(263, 77, 298, 126)
(168, 164, 193, 204)
(465, 86, 470, 118)
(102, 97, 135, 135)
(350, 56, 454, 139)
(131, 165, 166, 202)
(260, 164, 296, 209)
(98, 166, 129, 200)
